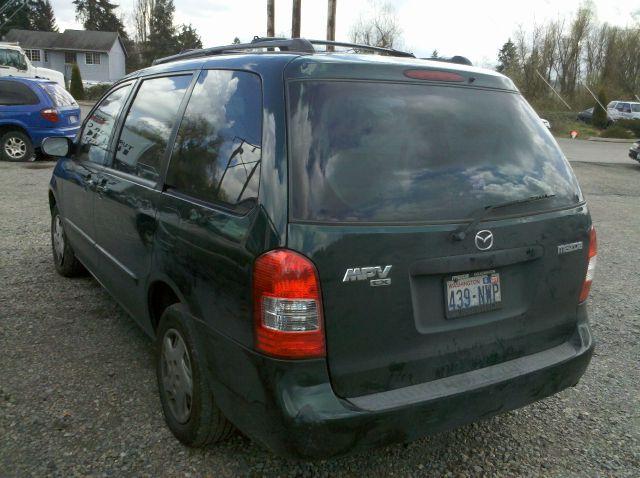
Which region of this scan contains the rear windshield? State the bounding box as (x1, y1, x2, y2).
(41, 83, 77, 107)
(288, 81, 581, 223)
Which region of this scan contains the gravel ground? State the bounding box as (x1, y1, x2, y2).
(1, 158, 639, 477)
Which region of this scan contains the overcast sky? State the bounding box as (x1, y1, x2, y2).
(51, 0, 639, 66)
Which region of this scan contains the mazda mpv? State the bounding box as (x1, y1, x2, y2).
(45, 38, 596, 458)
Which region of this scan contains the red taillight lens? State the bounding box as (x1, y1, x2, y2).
(403, 69, 465, 82)
(40, 108, 59, 123)
(253, 249, 325, 359)
(579, 226, 597, 302)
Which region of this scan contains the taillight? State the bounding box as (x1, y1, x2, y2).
(579, 226, 597, 302)
(253, 249, 325, 359)
(40, 108, 59, 123)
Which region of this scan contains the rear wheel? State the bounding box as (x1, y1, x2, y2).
(0, 130, 34, 162)
(51, 206, 85, 277)
(156, 305, 234, 447)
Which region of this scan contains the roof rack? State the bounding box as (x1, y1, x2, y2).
(152, 36, 414, 66)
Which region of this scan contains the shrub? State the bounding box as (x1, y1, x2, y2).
(599, 125, 634, 139)
(69, 64, 85, 101)
(84, 83, 112, 101)
(592, 88, 608, 129)
(615, 119, 640, 137)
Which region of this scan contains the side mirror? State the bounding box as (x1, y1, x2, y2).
(42, 137, 72, 157)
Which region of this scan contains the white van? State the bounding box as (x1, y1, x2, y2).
(0, 42, 65, 87)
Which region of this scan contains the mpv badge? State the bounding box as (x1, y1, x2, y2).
(475, 230, 494, 251)
(343, 265, 392, 286)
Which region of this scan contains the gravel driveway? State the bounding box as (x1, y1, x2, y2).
(1, 157, 638, 477)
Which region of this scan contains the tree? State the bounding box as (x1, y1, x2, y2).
(592, 88, 608, 129)
(233, 37, 241, 44)
(176, 24, 202, 51)
(349, 1, 402, 49)
(29, 0, 58, 31)
(0, 0, 58, 36)
(431, 49, 439, 58)
(73, 0, 128, 39)
(145, 0, 177, 62)
(496, 39, 518, 74)
(69, 64, 85, 100)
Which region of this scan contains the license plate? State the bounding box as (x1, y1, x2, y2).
(69, 116, 78, 124)
(445, 270, 502, 318)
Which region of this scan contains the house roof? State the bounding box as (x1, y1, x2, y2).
(3, 29, 126, 56)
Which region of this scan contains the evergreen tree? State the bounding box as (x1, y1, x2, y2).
(0, 1, 32, 36)
(30, 0, 58, 32)
(431, 49, 439, 58)
(592, 88, 608, 129)
(73, 0, 128, 39)
(176, 24, 202, 51)
(497, 38, 519, 74)
(145, 0, 177, 62)
(233, 37, 241, 44)
(69, 64, 85, 100)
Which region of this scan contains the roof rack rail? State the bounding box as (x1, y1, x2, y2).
(271, 37, 415, 58)
(152, 37, 315, 65)
(152, 36, 415, 66)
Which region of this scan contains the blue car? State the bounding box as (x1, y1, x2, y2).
(0, 77, 80, 161)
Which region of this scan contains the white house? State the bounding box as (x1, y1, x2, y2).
(3, 29, 127, 84)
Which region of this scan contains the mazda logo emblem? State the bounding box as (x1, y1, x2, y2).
(475, 230, 494, 251)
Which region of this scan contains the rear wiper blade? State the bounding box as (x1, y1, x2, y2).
(450, 194, 556, 242)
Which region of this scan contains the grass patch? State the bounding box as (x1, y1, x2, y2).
(550, 119, 601, 139)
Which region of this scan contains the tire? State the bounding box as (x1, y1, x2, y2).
(51, 205, 85, 277)
(0, 130, 35, 162)
(156, 305, 234, 447)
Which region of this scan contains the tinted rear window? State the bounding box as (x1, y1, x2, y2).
(288, 81, 581, 223)
(41, 83, 77, 107)
(0, 81, 39, 105)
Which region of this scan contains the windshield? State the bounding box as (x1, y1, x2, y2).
(0, 48, 27, 70)
(41, 83, 77, 106)
(288, 80, 581, 223)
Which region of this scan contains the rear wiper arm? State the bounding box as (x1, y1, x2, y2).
(450, 194, 556, 242)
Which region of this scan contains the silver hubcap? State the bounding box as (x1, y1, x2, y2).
(161, 329, 193, 424)
(4, 136, 27, 160)
(52, 215, 65, 261)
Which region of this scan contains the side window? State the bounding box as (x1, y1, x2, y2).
(165, 70, 262, 213)
(632, 104, 640, 113)
(0, 81, 39, 105)
(112, 75, 192, 183)
(77, 83, 132, 165)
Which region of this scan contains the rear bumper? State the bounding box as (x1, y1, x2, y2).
(30, 126, 79, 148)
(196, 315, 594, 459)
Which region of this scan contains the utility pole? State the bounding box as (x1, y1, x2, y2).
(267, 0, 275, 37)
(326, 0, 336, 51)
(292, 0, 301, 38)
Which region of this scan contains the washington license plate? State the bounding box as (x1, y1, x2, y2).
(445, 270, 502, 318)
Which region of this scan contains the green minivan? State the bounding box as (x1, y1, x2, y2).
(46, 38, 596, 458)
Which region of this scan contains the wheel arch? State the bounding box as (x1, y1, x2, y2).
(0, 122, 33, 141)
(147, 278, 187, 334)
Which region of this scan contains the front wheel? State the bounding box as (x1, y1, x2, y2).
(156, 305, 234, 447)
(0, 130, 34, 162)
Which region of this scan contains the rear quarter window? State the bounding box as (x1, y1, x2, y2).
(288, 80, 581, 223)
(41, 83, 77, 107)
(0, 81, 39, 105)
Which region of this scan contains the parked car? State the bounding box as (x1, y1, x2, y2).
(629, 140, 640, 163)
(577, 106, 614, 126)
(0, 77, 80, 162)
(44, 37, 596, 459)
(0, 42, 65, 87)
(607, 100, 640, 121)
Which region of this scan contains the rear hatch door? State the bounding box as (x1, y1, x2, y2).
(286, 78, 590, 398)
